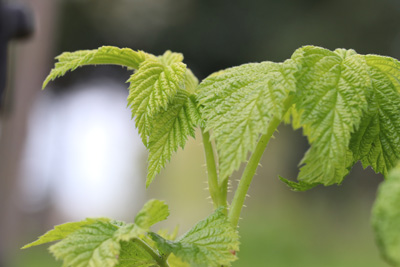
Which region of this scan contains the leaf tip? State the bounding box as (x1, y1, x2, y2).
(20, 244, 30, 250)
(279, 176, 318, 192)
(145, 176, 153, 188)
(42, 76, 51, 89)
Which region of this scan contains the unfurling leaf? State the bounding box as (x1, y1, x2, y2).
(127, 51, 188, 146)
(126, 51, 200, 185)
(43, 46, 149, 88)
(42, 47, 201, 186)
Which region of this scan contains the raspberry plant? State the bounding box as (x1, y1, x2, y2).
(23, 45, 400, 266)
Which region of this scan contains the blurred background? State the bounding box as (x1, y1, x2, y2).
(1, 0, 400, 266)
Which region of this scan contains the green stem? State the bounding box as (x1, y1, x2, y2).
(134, 238, 169, 267)
(201, 128, 226, 209)
(219, 177, 229, 208)
(228, 95, 294, 227)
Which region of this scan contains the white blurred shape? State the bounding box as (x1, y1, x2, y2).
(20, 80, 145, 221)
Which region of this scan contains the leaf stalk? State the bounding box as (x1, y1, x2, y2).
(201, 128, 227, 210)
(228, 95, 294, 227)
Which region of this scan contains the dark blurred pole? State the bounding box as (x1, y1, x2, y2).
(0, 0, 57, 266)
(0, 2, 33, 110)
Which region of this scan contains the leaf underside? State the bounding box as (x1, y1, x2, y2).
(21, 218, 111, 249)
(291, 47, 370, 186)
(43, 46, 148, 89)
(280, 46, 400, 188)
(349, 56, 400, 176)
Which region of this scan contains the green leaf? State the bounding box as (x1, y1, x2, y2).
(146, 90, 201, 186)
(49, 220, 121, 267)
(149, 207, 239, 267)
(43, 47, 199, 186)
(127, 51, 188, 146)
(364, 55, 400, 93)
(43, 46, 149, 88)
(372, 162, 400, 266)
(159, 50, 184, 65)
(156, 226, 179, 242)
(185, 69, 199, 94)
(292, 46, 370, 185)
(197, 60, 297, 179)
(349, 55, 400, 175)
(23, 199, 172, 267)
(167, 254, 190, 267)
(283, 104, 303, 130)
(134, 199, 170, 229)
(278, 176, 318, 191)
(114, 223, 145, 242)
(48, 220, 159, 267)
(116, 240, 158, 267)
(21, 218, 110, 249)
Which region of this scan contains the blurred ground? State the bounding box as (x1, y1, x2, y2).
(1, 0, 399, 266)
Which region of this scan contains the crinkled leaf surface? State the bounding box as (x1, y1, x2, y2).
(48, 221, 156, 267)
(150, 207, 239, 267)
(349, 55, 400, 175)
(146, 91, 201, 186)
(43, 46, 148, 88)
(126, 51, 200, 186)
(116, 240, 158, 267)
(292, 46, 370, 185)
(127, 51, 187, 145)
(197, 60, 296, 179)
(21, 218, 110, 249)
(49, 220, 121, 267)
(43, 47, 201, 187)
(23, 199, 171, 267)
(372, 162, 400, 266)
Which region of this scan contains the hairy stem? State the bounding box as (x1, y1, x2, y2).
(201, 128, 226, 209)
(134, 238, 169, 267)
(219, 177, 229, 208)
(228, 95, 294, 227)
